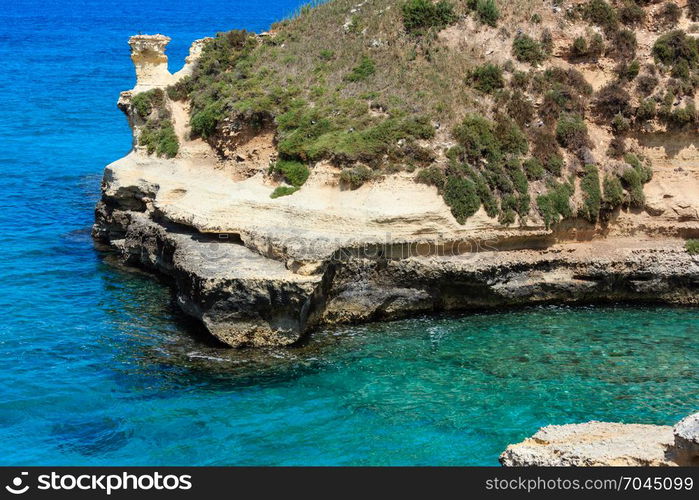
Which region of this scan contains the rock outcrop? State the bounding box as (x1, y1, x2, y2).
(93, 33, 699, 348)
(673, 413, 699, 466)
(500, 413, 699, 467)
(128, 34, 174, 91)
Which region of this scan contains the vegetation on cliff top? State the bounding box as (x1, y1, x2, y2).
(132, 88, 179, 158)
(155, 0, 693, 225)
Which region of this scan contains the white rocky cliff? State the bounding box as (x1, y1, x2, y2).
(94, 34, 699, 348)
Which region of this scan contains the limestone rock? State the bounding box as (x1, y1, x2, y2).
(673, 413, 699, 466)
(500, 422, 676, 467)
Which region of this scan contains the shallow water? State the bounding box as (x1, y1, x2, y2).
(0, 0, 697, 466)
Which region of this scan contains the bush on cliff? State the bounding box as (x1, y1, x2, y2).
(452, 114, 500, 163)
(469, 63, 504, 93)
(139, 119, 179, 158)
(536, 180, 574, 229)
(512, 34, 547, 66)
(602, 174, 624, 210)
(579, 164, 601, 223)
(271, 159, 310, 187)
(132, 88, 166, 119)
(686, 239, 699, 254)
(582, 0, 618, 34)
(442, 176, 481, 224)
(340, 165, 374, 189)
(652, 30, 699, 68)
(344, 56, 376, 82)
(555, 113, 589, 151)
(473, 0, 500, 27)
(270, 186, 299, 198)
(402, 0, 457, 34)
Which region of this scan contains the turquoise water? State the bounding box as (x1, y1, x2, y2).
(0, 0, 698, 466)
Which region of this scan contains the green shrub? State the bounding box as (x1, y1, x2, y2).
(612, 113, 631, 134)
(571, 37, 589, 59)
(607, 135, 626, 158)
(594, 82, 631, 120)
(512, 34, 547, 66)
(523, 158, 545, 180)
(270, 186, 300, 198)
(139, 119, 179, 158)
(611, 29, 637, 61)
(272, 159, 310, 187)
(452, 114, 500, 162)
(579, 164, 601, 223)
(555, 113, 589, 151)
(498, 199, 517, 225)
(402, 0, 457, 34)
(636, 98, 656, 121)
(468, 170, 499, 217)
(340, 165, 374, 189)
(582, 0, 618, 34)
(345, 56, 376, 82)
(132, 88, 165, 119)
(686, 239, 699, 254)
(585, 33, 605, 60)
(416, 166, 446, 189)
(494, 116, 528, 156)
(319, 49, 335, 60)
(652, 30, 699, 68)
(537, 181, 574, 229)
(166, 77, 192, 101)
(658, 2, 682, 28)
(616, 59, 640, 81)
(507, 90, 534, 126)
(443, 176, 481, 224)
(511, 71, 530, 89)
(668, 100, 697, 128)
(619, 1, 646, 26)
(558, 31, 600, 59)
(621, 167, 646, 208)
(545, 154, 565, 176)
(475, 0, 500, 27)
(190, 102, 224, 138)
(469, 63, 504, 93)
(603, 174, 624, 209)
(531, 128, 561, 167)
(636, 74, 658, 96)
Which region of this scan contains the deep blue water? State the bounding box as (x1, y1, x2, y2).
(0, 0, 697, 466)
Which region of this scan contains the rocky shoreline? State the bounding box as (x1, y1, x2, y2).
(93, 34, 699, 348)
(501, 413, 699, 467)
(94, 189, 699, 347)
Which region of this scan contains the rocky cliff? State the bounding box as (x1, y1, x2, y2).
(94, 1, 699, 348)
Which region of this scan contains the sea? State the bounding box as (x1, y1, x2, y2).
(0, 0, 697, 465)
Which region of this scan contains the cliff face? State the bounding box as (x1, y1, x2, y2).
(94, 1, 699, 348)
